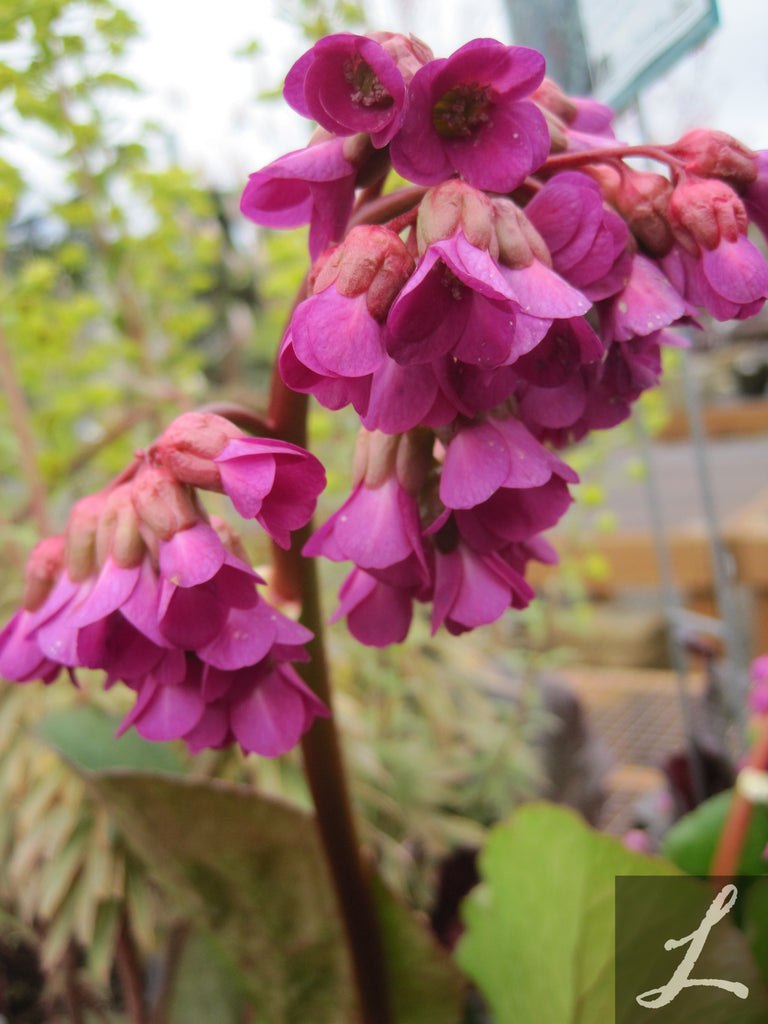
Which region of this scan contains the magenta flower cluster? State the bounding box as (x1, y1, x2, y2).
(0, 413, 327, 756)
(241, 30, 768, 647)
(6, 30, 768, 760)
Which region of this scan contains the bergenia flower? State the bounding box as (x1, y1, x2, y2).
(0, 424, 330, 758)
(389, 38, 549, 192)
(284, 33, 408, 147)
(331, 568, 420, 647)
(153, 413, 326, 549)
(240, 134, 360, 260)
(430, 532, 535, 635)
(287, 224, 414, 387)
(524, 171, 632, 300)
(661, 236, 768, 322)
(303, 430, 429, 580)
(600, 254, 691, 342)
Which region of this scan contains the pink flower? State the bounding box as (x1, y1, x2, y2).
(1, 436, 326, 759)
(240, 135, 358, 260)
(661, 236, 768, 322)
(286, 225, 414, 389)
(304, 473, 428, 577)
(214, 439, 326, 549)
(600, 254, 690, 341)
(153, 414, 326, 549)
(385, 232, 520, 366)
(117, 653, 328, 758)
(524, 172, 631, 300)
(430, 536, 534, 635)
(284, 33, 408, 147)
(439, 414, 578, 511)
(331, 568, 419, 647)
(389, 38, 549, 192)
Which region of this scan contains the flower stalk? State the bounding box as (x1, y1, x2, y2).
(267, 321, 392, 1024)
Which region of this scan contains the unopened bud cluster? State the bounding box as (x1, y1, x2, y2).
(241, 28, 768, 644)
(0, 414, 328, 755)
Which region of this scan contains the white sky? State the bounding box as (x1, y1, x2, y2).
(118, 0, 768, 188)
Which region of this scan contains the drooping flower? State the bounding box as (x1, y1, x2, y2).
(1, 423, 329, 758)
(286, 224, 414, 390)
(429, 525, 535, 636)
(330, 567, 421, 647)
(661, 236, 768, 322)
(152, 412, 326, 549)
(304, 430, 430, 581)
(389, 38, 549, 192)
(386, 183, 588, 372)
(524, 171, 632, 300)
(240, 133, 364, 260)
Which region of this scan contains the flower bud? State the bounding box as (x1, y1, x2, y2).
(22, 535, 65, 612)
(531, 77, 578, 123)
(538, 106, 569, 153)
(96, 484, 146, 569)
(152, 412, 244, 491)
(312, 225, 414, 320)
(416, 180, 498, 256)
(370, 31, 433, 83)
(491, 198, 551, 268)
(668, 176, 748, 251)
(66, 493, 107, 582)
(669, 129, 758, 188)
(608, 169, 674, 256)
(131, 465, 198, 542)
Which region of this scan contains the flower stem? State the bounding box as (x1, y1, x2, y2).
(544, 143, 686, 173)
(267, 332, 392, 1024)
(710, 714, 768, 878)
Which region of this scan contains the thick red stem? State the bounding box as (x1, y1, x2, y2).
(264, 290, 392, 1024)
(710, 714, 768, 878)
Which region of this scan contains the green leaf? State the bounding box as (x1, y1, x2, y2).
(84, 769, 463, 1024)
(169, 933, 247, 1024)
(372, 876, 465, 1024)
(662, 790, 768, 876)
(456, 802, 682, 1024)
(34, 705, 187, 775)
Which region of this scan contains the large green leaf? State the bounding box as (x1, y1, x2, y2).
(35, 704, 187, 775)
(662, 790, 768, 877)
(456, 802, 768, 1024)
(86, 769, 463, 1024)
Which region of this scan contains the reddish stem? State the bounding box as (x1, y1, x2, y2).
(347, 184, 428, 232)
(710, 714, 768, 878)
(544, 143, 686, 173)
(266, 296, 392, 1024)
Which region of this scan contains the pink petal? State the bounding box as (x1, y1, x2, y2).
(159, 522, 225, 588)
